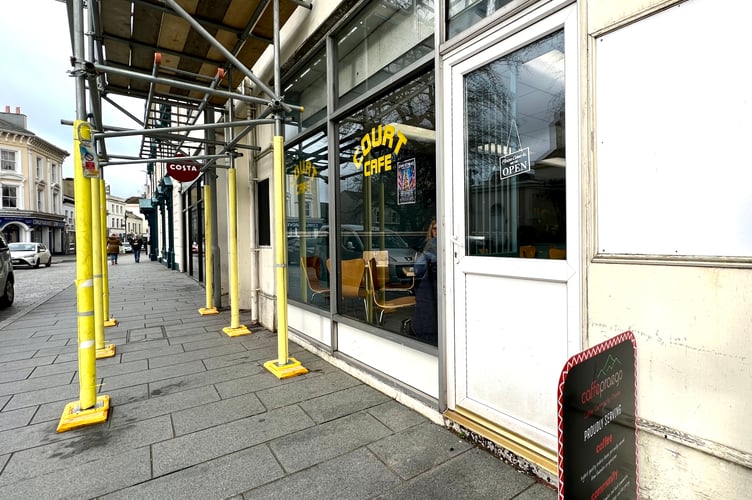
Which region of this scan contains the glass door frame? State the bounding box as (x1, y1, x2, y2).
(441, 3, 581, 450)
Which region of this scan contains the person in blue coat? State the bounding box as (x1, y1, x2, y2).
(412, 218, 438, 345)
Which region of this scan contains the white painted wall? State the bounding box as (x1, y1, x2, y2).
(587, 0, 752, 496)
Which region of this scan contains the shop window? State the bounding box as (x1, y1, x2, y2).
(447, 0, 521, 39)
(337, 0, 434, 105)
(335, 70, 438, 345)
(285, 131, 329, 308)
(464, 30, 566, 259)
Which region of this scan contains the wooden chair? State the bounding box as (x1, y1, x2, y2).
(363, 250, 414, 293)
(328, 258, 368, 316)
(519, 245, 537, 258)
(301, 256, 329, 303)
(366, 258, 416, 325)
(548, 247, 566, 260)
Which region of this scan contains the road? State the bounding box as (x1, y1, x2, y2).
(0, 257, 76, 327)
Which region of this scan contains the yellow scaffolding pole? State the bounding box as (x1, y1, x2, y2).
(101, 178, 117, 327)
(93, 175, 114, 358)
(199, 183, 218, 315)
(57, 120, 109, 432)
(264, 135, 308, 379)
(223, 167, 250, 336)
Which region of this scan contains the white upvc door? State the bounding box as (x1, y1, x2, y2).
(443, 5, 580, 452)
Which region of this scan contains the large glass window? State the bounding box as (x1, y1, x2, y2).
(447, 0, 520, 39)
(286, 131, 330, 308)
(283, 48, 327, 139)
(335, 71, 438, 345)
(337, 0, 434, 105)
(464, 30, 565, 259)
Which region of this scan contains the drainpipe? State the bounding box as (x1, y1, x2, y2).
(236, 78, 259, 324)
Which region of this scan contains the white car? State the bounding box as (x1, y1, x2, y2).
(9, 242, 52, 268)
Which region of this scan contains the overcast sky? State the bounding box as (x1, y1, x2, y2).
(0, 0, 148, 199)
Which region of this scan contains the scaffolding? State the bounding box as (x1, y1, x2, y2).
(58, 0, 312, 431)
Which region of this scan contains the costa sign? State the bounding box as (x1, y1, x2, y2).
(166, 153, 201, 182)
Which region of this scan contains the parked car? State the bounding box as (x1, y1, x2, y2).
(287, 235, 316, 264)
(122, 242, 133, 253)
(8, 242, 52, 268)
(315, 225, 416, 284)
(0, 235, 14, 307)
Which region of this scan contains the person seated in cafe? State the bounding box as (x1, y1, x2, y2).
(412, 218, 438, 345)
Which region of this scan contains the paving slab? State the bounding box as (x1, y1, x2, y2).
(0, 446, 152, 500)
(244, 447, 401, 500)
(151, 405, 314, 477)
(170, 391, 265, 436)
(102, 444, 284, 500)
(112, 384, 217, 426)
(0, 406, 35, 431)
(270, 411, 394, 473)
(0, 415, 171, 486)
(367, 421, 474, 479)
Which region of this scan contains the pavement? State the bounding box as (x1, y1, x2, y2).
(0, 257, 557, 499)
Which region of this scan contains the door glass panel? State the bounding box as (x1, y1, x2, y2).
(464, 30, 565, 259)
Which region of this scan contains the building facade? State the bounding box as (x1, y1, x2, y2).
(159, 0, 750, 496)
(0, 107, 69, 250)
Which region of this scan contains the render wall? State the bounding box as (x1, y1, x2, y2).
(586, 0, 752, 497)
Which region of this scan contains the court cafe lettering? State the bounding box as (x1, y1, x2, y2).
(352, 124, 408, 177)
(294, 160, 318, 195)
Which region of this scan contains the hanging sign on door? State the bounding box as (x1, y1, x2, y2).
(558, 331, 638, 500)
(499, 147, 530, 179)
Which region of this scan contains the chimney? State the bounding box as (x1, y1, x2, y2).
(1, 106, 28, 129)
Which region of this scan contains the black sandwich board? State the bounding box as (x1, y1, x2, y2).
(557, 331, 638, 499)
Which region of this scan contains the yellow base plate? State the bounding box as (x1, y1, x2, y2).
(223, 325, 251, 337)
(104, 318, 118, 327)
(96, 344, 116, 359)
(198, 307, 219, 316)
(57, 395, 110, 433)
(264, 357, 309, 379)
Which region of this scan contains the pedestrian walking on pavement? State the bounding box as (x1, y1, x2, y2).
(132, 237, 143, 263)
(106, 234, 121, 265)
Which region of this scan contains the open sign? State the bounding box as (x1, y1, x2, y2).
(166, 153, 201, 182)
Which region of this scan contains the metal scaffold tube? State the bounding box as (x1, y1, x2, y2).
(198, 184, 218, 316)
(222, 167, 250, 337)
(91, 173, 114, 358)
(263, 0, 308, 379)
(101, 178, 117, 327)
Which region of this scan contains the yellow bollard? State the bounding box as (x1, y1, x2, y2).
(222, 167, 250, 336)
(199, 183, 218, 315)
(93, 175, 114, 358)
(58, 120, 109, 432)
(264, 135, 308, 378)
(101, 178, 117, 327)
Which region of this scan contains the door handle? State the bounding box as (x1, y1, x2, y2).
(450, 235, 464, 264)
